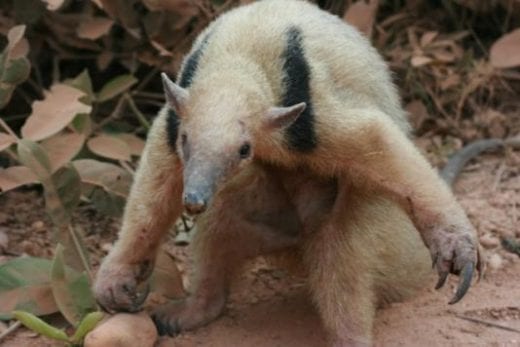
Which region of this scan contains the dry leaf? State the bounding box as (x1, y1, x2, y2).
(41, 0, 66, 11)
(73, 159, 132, 197)
(0, 166, 38, 193)
(115, 134, 145, 156)
(0, 133, 16, 151)
(490, 28, 520, 68)
(411, 55, 433, 67)
(40, 132, 85, 172)
(405, 100, 429, 130)
(77, 17, 114, 40)
(431, 49, 456, 63)
(420, 31, 438, 47)
(87, 135, 132, 162)
(6, 25, 29, 59)
(22, 84, 92, 142)
(343, 0, 379, 38)
(142, 0, 199, 17)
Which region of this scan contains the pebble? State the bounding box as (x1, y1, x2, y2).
(479, 233, 500, 249)
(487, 253, 503, 270)
(31, 220, 46, 232)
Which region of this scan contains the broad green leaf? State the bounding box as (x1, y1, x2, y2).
(66, 70, 94, 105)
(12, 310, 69, 341)
(71, 311, 104, 343)
(51, 165, 82, 218)
(0, 257, 57, 319)
(96, 74, 137, 102)
(71, 113, 92, 136)
(17, 139, 52, 181)
(89, 186, 126, 217)
(2, 57, 30, 85)
(51, 245, 95, 326)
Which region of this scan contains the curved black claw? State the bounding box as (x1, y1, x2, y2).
(435, 271, 449, 290)
(152, 314, 179, 336)
(133, 283, 151, 310)
(449, 262, 475, 305)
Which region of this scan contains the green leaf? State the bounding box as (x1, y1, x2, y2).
(71, 113, 92, 136)
(71, 311, 104, 344)
(17, 139, 52, 181)
(0, 257, 57, 319)
(3, 57, 31, 85)
(51, 244, 95, 326)
(12, 310, 69, 342)
(96, 74, 137, 102)
(52, 165, 81, 218)
(66, 70, 94, 105)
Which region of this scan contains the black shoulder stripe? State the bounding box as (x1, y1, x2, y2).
(166, 108, 180, 151)
(167, 33, 211, 151)
(281, 26, 317, 153)
(178, 33, 211, 88)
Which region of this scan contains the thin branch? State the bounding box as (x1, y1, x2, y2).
(0, 321, 22, 342)
(93, 95, 126, 132)
(453, 313, 520, 334)
(124, 94, 150, 130)
(119, 160, 135, 175)
(68, 224, 93, 281)
(0, 118, 19, 140)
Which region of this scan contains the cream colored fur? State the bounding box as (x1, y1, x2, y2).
(95, 1, 477, 346)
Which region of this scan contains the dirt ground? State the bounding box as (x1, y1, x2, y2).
(0, 153, 519, 347)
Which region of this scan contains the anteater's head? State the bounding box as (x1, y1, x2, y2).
(161, 73, 305, 215)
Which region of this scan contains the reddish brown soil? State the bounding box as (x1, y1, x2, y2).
(1, 154, 519, 347)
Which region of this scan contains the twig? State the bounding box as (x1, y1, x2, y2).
(132, 91, 165, 100)
(68, 224, 93, 281)
(0, 321, 22, 342)
(93, 95, 127, 132)
(0, 119, 19, 139)
(124, 94, 150, 130)
(491, 160, 506, 191)
(135, 67, 158, 92)
(119, 160, 135, 175)
(453, 313, 520, 334)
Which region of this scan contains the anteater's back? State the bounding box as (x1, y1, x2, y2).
(182, 0, 409, 132)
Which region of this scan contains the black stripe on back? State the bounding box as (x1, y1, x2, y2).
(178, 34, 211, 88)
(281, 27, 317, 153)
(166, 108, 180, 151)
(166, 33, 211, 151)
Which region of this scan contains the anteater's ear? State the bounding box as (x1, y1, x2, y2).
(161, 72, 189, 115)
(265, 102, 306, 129)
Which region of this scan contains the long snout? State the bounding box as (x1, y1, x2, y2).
(183, 191, 209, 214)
(182, 160, 219, 215)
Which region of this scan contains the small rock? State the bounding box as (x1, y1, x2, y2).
(31, 220, 45, 232)
(101, 243, 112, 253)
(479, 234, 500, 249)
(488, 253, 503, 270)
(84, 312, 157, 347)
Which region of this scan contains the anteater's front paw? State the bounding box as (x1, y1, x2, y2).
(151, 296, 225, 336)
(428, 224, 481, 304)
(93, 260, 152, 313)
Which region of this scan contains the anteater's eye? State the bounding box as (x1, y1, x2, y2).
(238, 143, 251, 159)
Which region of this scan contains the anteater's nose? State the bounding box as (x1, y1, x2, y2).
(183, 193, 207, 215)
